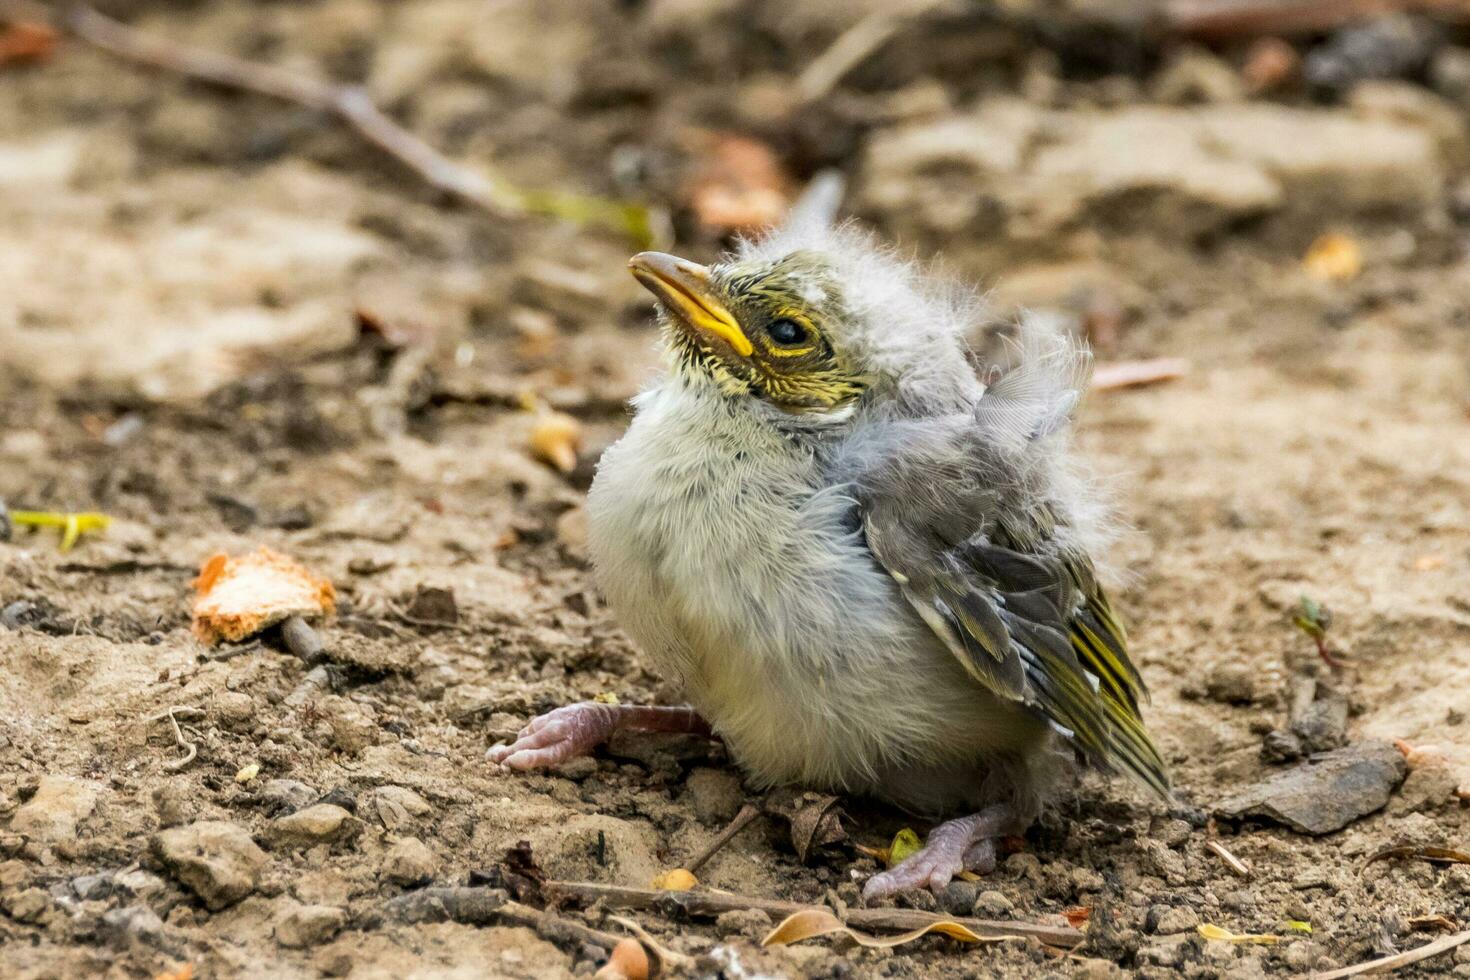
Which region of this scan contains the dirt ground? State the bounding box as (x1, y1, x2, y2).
(3, 1, 1470, 977)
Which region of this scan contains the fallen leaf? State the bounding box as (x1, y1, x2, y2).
(1063, 906, 1092, 929)
(650, 868, 698, 891)
(499, 840, 547, 903)
(1409, 914, 1459, 933)
(191, 547, 335, 645)
(593, 692, 621, 705)
(683, 131, 793, 234)
(234, 763, 260, 784)
(0, 21, 58, 67)
(1089, 358, 1189, 392)
(1285, 920, 1312, 934)
(1303, 232, 1362, 282)
(1198, 924, 1282, 945)
(1363, 845, 1470, 870)
(888, 828, 922, 868)
(6, 510, 111, 552)
(529, 412, 582, 475)
(763, 907, 1003, 949)
(786, 795, 847, 864)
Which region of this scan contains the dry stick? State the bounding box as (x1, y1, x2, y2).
(1090, 358, 1190, 392)
(1163, 0, 1470, 39)
(794, 0, 947, 103)
(1313, 928, 1470, 979)
(56, 3, 656, 240)
(1205, 839, 1252, 878)
(686, 803, 760, 876)
(57, 4, 522, 216)
(546, 880, 1084, 948)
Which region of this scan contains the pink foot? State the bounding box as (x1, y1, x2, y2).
(862, 805, 1012, 901)
(487, 702, 709, 771)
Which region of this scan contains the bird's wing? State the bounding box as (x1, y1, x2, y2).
(863, 501, 1169, 798)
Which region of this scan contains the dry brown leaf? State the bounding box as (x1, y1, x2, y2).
(684, 132, 793, 234)
(786, 794, 846, 864)
(191, 547, 335, 645)
(0, 21, 58, 67)
(1363, 844, 1470, 869)
(1303, 233, 1362, 282)
(1090, 358, 1190, 392)
(1062, 906, 1092, 929)
(1197, 923, 1281, 945)
(763, 907, 1003, 949)
(529, 412, 582, 474)
(1409, 914, 1459, 933)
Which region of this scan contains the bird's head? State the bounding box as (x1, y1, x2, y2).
(630, 249, 869, 413)
(629, 227, 983, 423)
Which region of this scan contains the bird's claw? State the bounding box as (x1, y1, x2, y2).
(862, 840, 970, 901)
(486, 701, 620, 770)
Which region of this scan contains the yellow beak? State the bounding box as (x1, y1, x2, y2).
(628, 252, 753, 357)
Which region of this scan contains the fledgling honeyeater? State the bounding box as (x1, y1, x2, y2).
(489, 195, 1169, 899)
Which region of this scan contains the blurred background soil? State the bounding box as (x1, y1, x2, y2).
(2, 0, 1470, 976)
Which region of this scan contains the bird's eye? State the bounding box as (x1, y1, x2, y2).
(768, 318, 808, 346)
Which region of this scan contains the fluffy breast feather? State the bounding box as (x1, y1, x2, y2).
(587, 382, 1051, 811)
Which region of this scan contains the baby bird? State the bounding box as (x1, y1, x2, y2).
(489, 211, 1169, 899)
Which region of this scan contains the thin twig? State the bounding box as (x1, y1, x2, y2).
(148, 706, 203, 771)
(1206, 839, 1252, 878)
(546, 879, 1084, 948)
(687, 803, 761, 876)
(33, 4, 654, 242)
(1313, 928, 1470, 978)
(795, 0, 948, 103)
(1090, 358, 1190, 392)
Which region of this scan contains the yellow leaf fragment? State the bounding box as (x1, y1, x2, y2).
(529, 412, 582, 475)
(593, 692, 621, 705)
(234, 763, 260, 784)
(1285, 920, 1312, 933)
(1198, 923, 1281, 945)
(191, 547, 335, 645)
(763, 908, 1002, 949)
(7, 510, 112, 552)
(888, 828, 923, 868)
(1303, 232, 1362, 282)
(650, 868, 697, 891)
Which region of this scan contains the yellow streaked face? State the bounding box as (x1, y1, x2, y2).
(628, 250, 867, 412)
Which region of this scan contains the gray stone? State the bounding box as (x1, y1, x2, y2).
(71, 873, 113, 901)
(861, 100, 1443, 246)
(101, 905, 164, 947)
(685, 768, 744, 825)
(1150, 905, 1200, 935)
(938, 879, 979, 916)
(1216, 740, 1408, 835)
(975, 889, 1014, 916)
(715, 907, 772, 940)
(113, 868, 165, 901)
(268, 804, 361, 847)
(382, 837, 437, 886)
(151, 821, 267, 910)
(259, 779, 317, 814)
(275, 903, 346, 948)
(10, 776, 99, 842)
(2, 887, 48, 922)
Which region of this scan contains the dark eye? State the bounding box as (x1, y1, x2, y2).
(768, 318, 808, 346)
